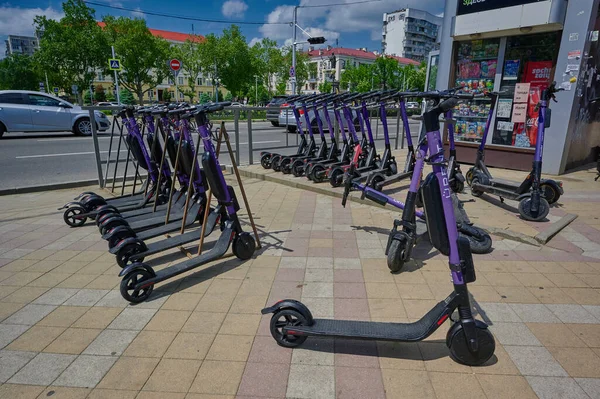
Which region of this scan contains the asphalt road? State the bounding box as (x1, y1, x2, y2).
(0, 120, 421, 189)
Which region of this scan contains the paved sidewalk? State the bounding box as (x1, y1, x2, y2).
(0, 168, 599, 398)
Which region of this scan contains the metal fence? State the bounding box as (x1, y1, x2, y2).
(86, 104, 420, 188)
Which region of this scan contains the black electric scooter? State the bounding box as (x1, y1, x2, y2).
(467, 85, 564, 221)
(119, 102, 256, 303)
(262, 93, 495, 366)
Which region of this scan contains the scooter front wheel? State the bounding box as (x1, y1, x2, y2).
(280, 158, 292, 174)
(120, 269, 154, 303)
(291, 160, 305, 177)
(116, 243, 145, 268)
(232, 232, 256, 260)
(271, 155, 282, 172)
(311, 164, 326, 183)
(460, 231, 492, 254)
(465, 168, 476, 185)
(369, 175, 385, 190)
(329, 168, 345, 188)
(447, 324, 495, 366)
(63, 206, 87, 227)
(450, 179, 465, 194)
(540, 183, 561, 205)
(518, 197, 550, 222)
(260, 153, 272, 169)
(387, 237, 407, 273)
(470, 178, 484, 198)
(269, 309, 308, 348)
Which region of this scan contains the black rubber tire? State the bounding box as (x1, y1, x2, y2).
(461, 231, 492, 254)
(108, 230, 134, 250)
(369, 175, 385, 190)
(447, 324, 496, 366)
(287, 126, 297, 133)
(73, 117, 92, 136)
(387, 237, 407, 273)
(232, 232, 256, 260)
(311, 164, 326, 183)
(63, 206, 87, 227)
(269, 309, 308, 348)
(470, 178, 484, 197)
(280, 158, 292, 174)
(120, 269, 154, 303)
(0, 123, 5, 138)
(450, 179, 465, 194)
(272, 155, 282, 172)
(260, 153, 272, 169)
(291, 160, 305, 177)
(540, 183, 560, 205)
(270, 121, 279, 127)
(518, 197, 550, 222)
(95, 209, 117, 224)
(101, 219, 127, 236)
(465, 168, 475, 186)
(329, 168, 345, 188)
(116, 243, 145, 268)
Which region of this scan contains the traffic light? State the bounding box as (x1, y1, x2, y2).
(307, 37, 326, 45)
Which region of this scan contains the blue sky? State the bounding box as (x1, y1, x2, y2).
(2, 0, 444, 53)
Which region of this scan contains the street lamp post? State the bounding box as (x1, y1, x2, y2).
(290, 6, 326, 95)
(255, 76, 258, 106)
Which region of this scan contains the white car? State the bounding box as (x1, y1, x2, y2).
(0, 90, 111, 138)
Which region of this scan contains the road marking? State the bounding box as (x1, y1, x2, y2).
(37, 137, 112, 142)
(232, 140, 281, 146)
(16, 150, 127, 159)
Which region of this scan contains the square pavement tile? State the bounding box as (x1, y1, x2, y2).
(287, 364, 335, 399)
(300, 297, 334, 318)
(526, 323, 587, 348)
(33, 288, 79, 306)
(0, 384, 45, 398)
(548, 347, 600, 378)
(43, 328, 101, 355)
(189, 360, 245, 395)
(488, 323, 541, 346)
(164, 332, 214, 360)
(94, 290, 128, 308)
(247, 335, 293, 364)
(477, 302, 521, 323)
(83, 329, 139, 356)
(97, 357, 159, 391)
(335, 366, 385, 399)
(476, 374, 538, 399)
(143, 358, 201, 393)
(8, 352, 76, 386)
(302, 282, 334, 298)
(107, 308, 157, 331)
(0, 350, 36, 383)
(0, 324, 30, 349)
(7, 325, 65, 352)
(291, 337, 335, 366)
(546, 304, 599, 324)
(527, 376, 590, 399)
(509, 303, 562, 323)
(54, 355, 117, 388)
(123, 330, 177, 358)
(206, 334, 253, 362)
(37, 306, 89, 328)
(575, 378, 600, 398)
(71, 307, 123, 329)
(505, 346, 568, 377)
(236, 361, 289, 397)
(63, 289, 110, 307)
(3, 303, 56, 325)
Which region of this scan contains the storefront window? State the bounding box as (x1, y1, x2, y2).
(453, 39, 500, 143)
(493, 32, 560, 148)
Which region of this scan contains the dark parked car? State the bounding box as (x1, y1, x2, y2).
(266, 96, 288, 127)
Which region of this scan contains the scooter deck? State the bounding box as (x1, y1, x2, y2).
(377, 170, 414, 189)
(471, 182, 520, 201)
(131, 228, 204, 260)
(119, 194, 187, 223)
(143, 224, 233, 282)
(488, 177, 521, 190)
(134, 202, 208, 241)
(111, 190, 185, 219)
(122, 202, 188, 231)
(284, 301, 447, 341)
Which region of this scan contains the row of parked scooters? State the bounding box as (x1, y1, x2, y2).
(59, 102, 257, 303)
(261, 83, 564, 367)
(261, 87, 564, 223)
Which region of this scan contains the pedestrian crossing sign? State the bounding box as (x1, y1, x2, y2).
(109, 59, 121, 71)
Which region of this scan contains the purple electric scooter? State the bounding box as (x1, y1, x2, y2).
(262, 92, 495, 367)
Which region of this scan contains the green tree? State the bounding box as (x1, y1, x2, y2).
(119, 89, 135, 105)
(199, 92, 211, 104)
(224, 92, 233, 101)
(103, 16, 170, 104)
(162, 90, 172, 103)
(0, 54, 40, 90)
(250, 38, 283, 94)
(279, 51, 309, 93)
(276, 82, 287, 95)
(212, 25, 256, 97)
(84, 90, 92, 105)
(373, 56, 402, 89)
(94, 85, 106, 102)
(106, 91, 116, 102)
(173, 36, 204, 103)
(318, 81, 332, 94)
(340, 63, 375, 92)
(34, 0, 109, 104)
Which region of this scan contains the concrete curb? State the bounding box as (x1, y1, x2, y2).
(535, 213, 578, 244)
(0, 179, 99, 196)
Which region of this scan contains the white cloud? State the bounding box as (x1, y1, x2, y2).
(248, 37, 262, 47)
(131, 7, 146, 19)
(258, 0, 444, 47)
(0, 6, 63, 37)
(222, 0, 249, 19)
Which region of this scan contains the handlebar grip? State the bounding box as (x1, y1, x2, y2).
(440, 97, 460, 112)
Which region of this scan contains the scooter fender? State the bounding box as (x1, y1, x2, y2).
(541, 179, 564, 195)
(110, 237, 147, 255)
(261, 299, 315, 325)
(81, 195, 107, 209)
(57, 201, 86, 211)
(516, 192, 532, 202)
(74, 191, 97, 200)
(97, 212, 120, 225)
(100, 216, 128, 230)
(102, 225, 136, 241)
(95, 205, 119, 214)
(118, 262, 156, 278)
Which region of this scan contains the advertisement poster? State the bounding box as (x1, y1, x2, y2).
(498, 121, 515, 131)
(512, 103, 528, 123)
(514, 83, 531, 103)
(497, 99, 513, 118)
(504, 60, 520, 79)
(523, 61, 553, 89)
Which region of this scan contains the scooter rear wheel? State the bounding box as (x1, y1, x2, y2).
(269, 309, 308, 348)
(232, 232, 256, 260)
(369, 175, 386, 190)
(260, 153, 272, 169)
(465, 168, 476, 186)
(470, 178, 484, 197)
(120, 269, 154, 303)
(387, 236, 407, 273)
(460, 231, 492, 254)
(540, 183, 561, 205)
(63, 206, 87, 228)
(311, 164, 326, 183)
(518, 197, 550, 222)
(447, 324, 495, 366)
(329, 168, 345, 188)
(280, 158, 292, 174)
(291, 160, 305, 177)
(450, 179, 465, 194)
(272, 155, 282, 172)
(116, 243, 145, 268)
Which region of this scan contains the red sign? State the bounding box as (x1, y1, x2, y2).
(523, 61, 553, 89)
(169, 59, 181, 71)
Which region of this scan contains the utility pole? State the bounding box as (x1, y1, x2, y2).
(45, 72, 50, 95)
(112, 46, 121, 105)
(291, 6, 298, 95)
(214, 61, 218, 102)
(255, 76, 258, 106)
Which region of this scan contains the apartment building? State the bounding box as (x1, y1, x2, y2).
(382, 8, 443, 62)
(4, 35, 39, 56)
